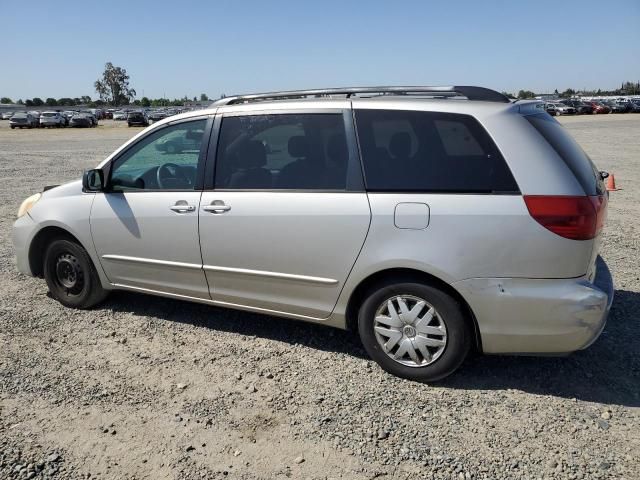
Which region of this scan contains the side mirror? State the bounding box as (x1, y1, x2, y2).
(82, 169, 104, 192)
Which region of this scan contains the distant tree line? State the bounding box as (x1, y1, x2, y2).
(0, 93, 212, 108)
(501, 81, 640, 100)
(6, 63, 637, 108)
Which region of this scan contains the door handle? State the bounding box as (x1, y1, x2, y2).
(170, 204, 196, 213)
(202, 203, 231, 213)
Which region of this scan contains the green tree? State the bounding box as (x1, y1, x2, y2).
(94, 62, 136, 106)
(517, 90, 535, 99)
(560, 88, 576, 98)
(17, 99, 24, 105)
(1, 97, 13, 104)
(58, 97, 74, 106)
(45, 98, 58, 106)
(25, 99, 34, 107)
(140, 96, 151, 107)
(200, 93, 209, 101)
(32, 97, 44, 106)
(500, 91, 515, 99)
(80, 96, 92, 104)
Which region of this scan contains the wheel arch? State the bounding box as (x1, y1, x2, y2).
(29, 226, 88, 278)
(344, 267, 483, 353)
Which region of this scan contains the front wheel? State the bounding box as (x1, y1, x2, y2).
(44, 239, 109, 309)
(358, 282, 471, 382)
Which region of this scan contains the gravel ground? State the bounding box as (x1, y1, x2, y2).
(0, 116, 639, 480)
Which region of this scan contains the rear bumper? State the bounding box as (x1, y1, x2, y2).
(454, 256, 614, 354)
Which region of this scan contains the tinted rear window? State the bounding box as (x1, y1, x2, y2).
(215, 113, 350, 190)
(525, 113, 604, 195)
(354, 109, 518, 193)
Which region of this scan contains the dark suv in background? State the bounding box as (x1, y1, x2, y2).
(560, 99, 593, 114)
(127, 111, 149, 127)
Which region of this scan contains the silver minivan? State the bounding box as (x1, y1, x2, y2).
(13, 86, 614, 381)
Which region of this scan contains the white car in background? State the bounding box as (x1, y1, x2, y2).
(40, 111, 66, 128)
(113, 111, 128, 120)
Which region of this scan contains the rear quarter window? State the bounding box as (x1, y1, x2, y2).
(354, 109, 518, 193)
(525, 113, 604, 195)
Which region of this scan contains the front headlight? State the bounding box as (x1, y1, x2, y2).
(17, 193, 41, 218)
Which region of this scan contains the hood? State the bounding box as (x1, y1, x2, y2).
(41, 179, 83, 199)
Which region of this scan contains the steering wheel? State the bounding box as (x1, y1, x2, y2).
(156, 163, 191, 189)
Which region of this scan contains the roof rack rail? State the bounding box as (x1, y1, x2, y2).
(212, 86, 510, 106)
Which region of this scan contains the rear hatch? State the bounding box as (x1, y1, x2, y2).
(523, 113, 607, 280)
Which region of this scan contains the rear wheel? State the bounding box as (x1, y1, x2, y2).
(44, 239, 108, 309)
(358, 281, 471, 382)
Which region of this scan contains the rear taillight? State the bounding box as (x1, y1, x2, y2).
(524, 195, 607, 240)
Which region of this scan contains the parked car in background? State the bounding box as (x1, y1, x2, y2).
(629, 101, 640, 113)
(113, 111, 127, 121)
(604, 100, 627, 113)
(103, 110, 113, 119)
(551, 102, 576, 115)
(39, 111, 66, 128)
(10, 112, 38, 129)
(28, 111, 42, 126)
(127, 111, 149, 127)
(62, 111, 78, 125)
(84, 108, 104, 120)
(69, 114, 93, 128)
(1, 111, 15, 120)
(589, 102, 611, 114)
(560, 99, 593, 114)
(79, 111, 98, 127)
(147, 111, 167, 124)
(544, 103, 557, 116)
(614, 101, 633, 113)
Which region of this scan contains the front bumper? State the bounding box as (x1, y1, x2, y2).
(454, 257, 614, 354)
(13, 213, 37, 276)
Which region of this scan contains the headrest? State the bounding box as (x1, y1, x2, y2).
(327, 134, 348, 162)
(389, 132, 412, 159)
(237, 141, 267, 168)
(288, 136, 308, 158)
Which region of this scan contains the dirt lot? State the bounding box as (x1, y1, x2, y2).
(1, 116, 639, 480)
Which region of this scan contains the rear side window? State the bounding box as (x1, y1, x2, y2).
(355, 109, 518, 193)
(214, 113, 350, 190)
(525, 114, 604, 195)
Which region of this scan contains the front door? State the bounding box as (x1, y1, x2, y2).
(91, 118, 211, 298)
(199, 111, 371, 318)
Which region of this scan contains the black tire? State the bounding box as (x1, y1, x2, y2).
(43, 238, 109, 309)
(358, 281, 471, 382)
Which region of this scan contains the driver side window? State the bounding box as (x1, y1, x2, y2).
(110, 119, 207, 191)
